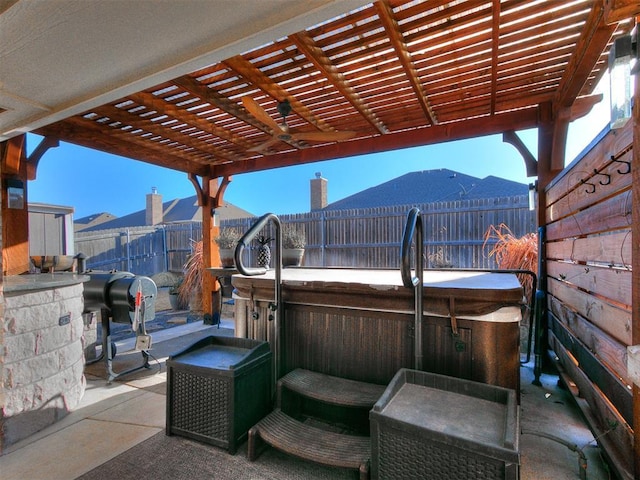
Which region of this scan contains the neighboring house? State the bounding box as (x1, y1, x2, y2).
(75, 190, 253, 232)
(74, 212, 117, 232)
(321, 169, 528, 211)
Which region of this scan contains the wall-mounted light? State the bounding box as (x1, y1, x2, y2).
(608, 27, 638, 129)
(6, 177, 25, 209)
(528, 181, 537, 212)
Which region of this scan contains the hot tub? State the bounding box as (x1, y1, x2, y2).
(232, 268, 523, 390)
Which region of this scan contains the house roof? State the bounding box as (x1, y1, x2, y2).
(77, 196, 253, 232)
(74, 212, 118, 232)
(324, 169, 527, 210)
(6, 1, 627, 180)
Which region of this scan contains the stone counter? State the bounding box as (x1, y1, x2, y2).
(1, 273, 89, 452)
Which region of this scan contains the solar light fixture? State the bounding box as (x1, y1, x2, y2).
(528, 181, 537, 212)
(608, 27, 638, 129)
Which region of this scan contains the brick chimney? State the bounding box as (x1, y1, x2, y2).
(310, 172, 327, 210)
(146, 187, 163, 225)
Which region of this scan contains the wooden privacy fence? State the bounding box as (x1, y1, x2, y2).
(544, 124, 633, 479)
(75, 196, 535, 276)
(75, 223, 202, 276)
(226, 197, 536, 270)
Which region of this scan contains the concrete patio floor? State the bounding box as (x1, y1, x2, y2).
(0, 314, 613, 480)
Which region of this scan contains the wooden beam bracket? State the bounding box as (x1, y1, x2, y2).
(603, 0, 640, 25)
(26, 136, 59, 180)
(1, 135, 25, 176)
(502, 131, 537, 177)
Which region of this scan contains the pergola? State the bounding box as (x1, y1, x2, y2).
(1, 0, 639, 472)
(2, 0, 632, 289)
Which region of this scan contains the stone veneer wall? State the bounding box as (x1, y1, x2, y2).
(0, 168, 4, 453)
(1, 282, 86, 451)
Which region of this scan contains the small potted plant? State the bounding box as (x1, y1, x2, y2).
(169, 277, 189, 310)
(282, 224, 306, 267)
(215, 228, 241, 267)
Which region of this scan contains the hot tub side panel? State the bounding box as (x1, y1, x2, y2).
(233, 270, 521, 390)
(422, 315, 520, 392)
(281, 304, 414, 385)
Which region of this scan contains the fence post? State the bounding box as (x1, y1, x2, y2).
(162, 226, 168, 272)
(126, 228, 131, 272)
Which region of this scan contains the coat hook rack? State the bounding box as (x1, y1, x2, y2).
(593, 168, 611, 185)
(581, 179, 596, 194)
(610, 155, 631, 175)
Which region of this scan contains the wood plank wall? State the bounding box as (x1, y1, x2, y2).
(544, 122, 633, 478)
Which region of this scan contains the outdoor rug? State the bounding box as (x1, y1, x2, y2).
(75, 430, 356, 480)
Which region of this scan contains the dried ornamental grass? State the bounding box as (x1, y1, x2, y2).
(179, 239, 203, 308)
(484, 223, 538, 296)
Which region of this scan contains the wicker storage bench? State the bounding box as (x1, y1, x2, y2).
(166, 336, 272, 454)
(370, 369, 520, 479)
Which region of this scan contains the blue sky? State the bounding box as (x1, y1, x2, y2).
(27, 79, 610, 219)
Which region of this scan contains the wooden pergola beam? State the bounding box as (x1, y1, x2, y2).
(375, 0, 438, 125)
(604, 0, 640, 24)
(224, 55, 336, 132)
(213, 106, 539, 177)
(553, 1, 617, 112)
(93, 103, 239, 163)
(490, 0, 500, 115)
(35, 117, 209, 175)
(547, 1, 617, 172)
(129, 89, 254, 151)
(290, 31, 388, 135)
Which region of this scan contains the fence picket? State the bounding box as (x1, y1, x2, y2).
(75, 196, 535, 275)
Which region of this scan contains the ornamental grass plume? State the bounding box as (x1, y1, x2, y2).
(484, 223, 538, 297)
(179, 239, 203, 309)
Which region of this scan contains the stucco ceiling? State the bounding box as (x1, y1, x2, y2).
(1, 1, 634, 179)
(0, 0, 368, 141)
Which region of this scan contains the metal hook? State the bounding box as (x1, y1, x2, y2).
(610, 155, 631, 175)
(593, 169, 610, 185)
(581, 179, 596, 194)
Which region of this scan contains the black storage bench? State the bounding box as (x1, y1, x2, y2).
(166, 336, 272, 454)
(370, 368, 520, 479)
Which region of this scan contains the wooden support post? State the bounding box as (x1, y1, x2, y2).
(189, 173, 231, 323)
(631, 57, 640, 480)
(1, 135, 30, 275)
(537, 102, 554, 218)
(201, 182, 218, 321)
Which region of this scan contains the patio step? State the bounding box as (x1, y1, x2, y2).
(277, 368, 386, 409)
(247, 408, 370, 479)
(248, 369, 386, 479)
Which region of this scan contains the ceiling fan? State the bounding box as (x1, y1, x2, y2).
(242, 96, 356, 152)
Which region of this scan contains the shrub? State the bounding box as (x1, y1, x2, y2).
(282, 224, 306, 249)
(215, 228, 241, 249)
(484, 223, 538, 296)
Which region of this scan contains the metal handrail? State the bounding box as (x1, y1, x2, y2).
(235, 213, 282, 387)
(400, 207, 424, 370)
